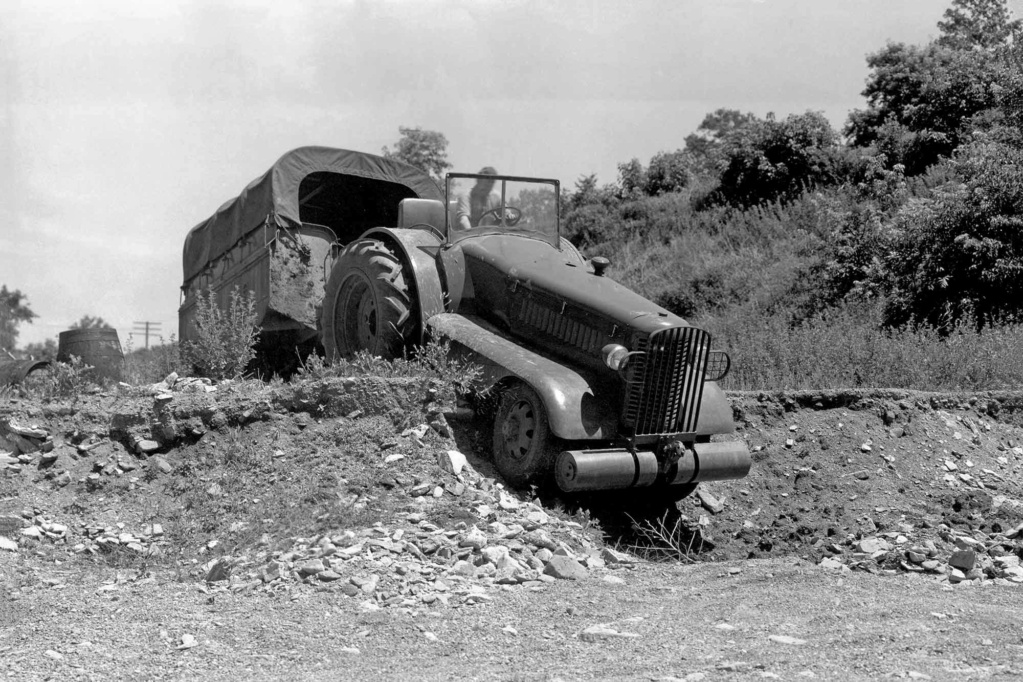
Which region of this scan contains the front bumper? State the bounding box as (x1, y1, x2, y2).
(554, 441, 751, 493)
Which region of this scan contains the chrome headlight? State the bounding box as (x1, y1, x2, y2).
(602, 344, 643, 373)
(602, 344, 629, 370)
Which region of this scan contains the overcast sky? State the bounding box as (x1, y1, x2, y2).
(4, 0, 1021, 349)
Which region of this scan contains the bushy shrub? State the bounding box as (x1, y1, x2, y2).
(181, 287, 259, 380)
(715, 111, 845, 208)
(645, 150, 691, 195)
(297, 338, 483, 397)
(16, 355, 98, 400)
(878, 137, 1023, 329)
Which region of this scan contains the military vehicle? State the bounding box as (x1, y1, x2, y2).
(180, 146, 750, 497)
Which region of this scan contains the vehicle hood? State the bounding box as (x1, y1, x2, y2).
(460, 234, 688, 336)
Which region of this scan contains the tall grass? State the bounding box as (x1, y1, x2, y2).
(700, 301, 1023, 391)
(595, 194, 830, 320)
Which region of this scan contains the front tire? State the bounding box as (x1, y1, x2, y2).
(321, 239, 415, 361)
(492, 383, 555, 487)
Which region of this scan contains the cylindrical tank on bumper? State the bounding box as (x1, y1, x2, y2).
(554, 441, 751, 493)
(555, 449, 658, 492)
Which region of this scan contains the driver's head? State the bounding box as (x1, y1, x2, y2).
(475, 166, 497, 192)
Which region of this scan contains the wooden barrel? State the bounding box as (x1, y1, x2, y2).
(57, 329, 124, 382)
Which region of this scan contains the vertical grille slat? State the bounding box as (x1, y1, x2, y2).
(623, 327, 709, 436)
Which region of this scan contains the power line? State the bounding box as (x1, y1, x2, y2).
(132, 321, 162, 349)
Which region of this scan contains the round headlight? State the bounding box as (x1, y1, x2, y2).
(601, 344, 630, 371)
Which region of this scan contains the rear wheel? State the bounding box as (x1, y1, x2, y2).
(492, 383, 555, 487)
(321, 239, 415, 361)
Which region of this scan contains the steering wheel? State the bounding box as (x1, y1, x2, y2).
(478, 206, 522, 227)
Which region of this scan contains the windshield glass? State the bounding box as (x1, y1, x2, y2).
(445, 174, 560, 246)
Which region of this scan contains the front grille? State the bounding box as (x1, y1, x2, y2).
(623, 327, 709, 435)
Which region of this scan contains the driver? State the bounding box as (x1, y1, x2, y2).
(456, 166, 502, 230)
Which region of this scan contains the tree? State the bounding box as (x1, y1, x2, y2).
(0, 285, 36, 353)
(616, 159, 647, 200)
(684, 108, 756, 173)
(716, 111, 842, 207)
(381, 126, 452, 186)
(70, 315, 113, 330)
(845, 42, 1002, 173)
(20, 338, 57, 362)
(566, 174, 603, 211)
(879, 138, 1023, 329)
(846, 0, 1020, 174)
(562, 173, 621, 248)
(644, 150, 690, 195)
(937, 0, 1021, 50)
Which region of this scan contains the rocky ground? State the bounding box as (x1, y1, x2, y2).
(3, 376, 1023, 680)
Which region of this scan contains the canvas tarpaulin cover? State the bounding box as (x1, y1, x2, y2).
(181, 146, 442, 283)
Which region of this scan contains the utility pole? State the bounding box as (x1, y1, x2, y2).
(132, 321, 162, 349)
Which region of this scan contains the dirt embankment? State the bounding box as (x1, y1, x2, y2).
(4, 381, 1023, 679)
(5, 381, 1023, 579)
(701, 390, 1023, 569)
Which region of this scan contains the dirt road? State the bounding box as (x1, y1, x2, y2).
(3, 555, 1020, 680)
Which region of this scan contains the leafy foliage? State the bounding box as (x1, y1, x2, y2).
(181, 287, 259, 380)
(937, 0, 1021, 49)
(644, 150, 690, 196)
(846, 0, 1019, 175)
(19, 338, 57, 362)
(715, 111, 844, 207)
(879, 138, 1023, 329)
(381, 126, 452, 186)
(298, 338, 483, 398)
(18, 355, 98, 400)
(0, 285, 36, 353)
(70, 315, 113, 330)
(845, 42, 1002, 173)
(616, 159, 647, 200)
(683, 108, 756, 174)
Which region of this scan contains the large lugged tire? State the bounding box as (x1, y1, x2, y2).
(321, 239, 415, 361)
(492, 383, 556, 488)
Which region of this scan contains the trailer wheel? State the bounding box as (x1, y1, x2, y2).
(321, 239, 415, 361)
(492, 383, 555, 487)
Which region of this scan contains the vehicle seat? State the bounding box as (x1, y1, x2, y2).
(398, 199, 446, 233)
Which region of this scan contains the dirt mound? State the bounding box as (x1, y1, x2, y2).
(0, 376, 609, 603)
(667, 390, 1023, 577)
(4, 381, 1023, 598)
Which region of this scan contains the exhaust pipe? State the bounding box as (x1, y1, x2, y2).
(555, 441, 751, 493)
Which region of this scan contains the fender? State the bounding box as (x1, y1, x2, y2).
(362, 227, 445, 345)
(427, 312, 618, 441)
(694, 381, 737, 436)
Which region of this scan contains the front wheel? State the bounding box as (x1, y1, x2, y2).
(492, 383, 555, 488)
(320, 239, 415, 361)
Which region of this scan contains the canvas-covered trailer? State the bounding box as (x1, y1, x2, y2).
(179, 146, 442, 364)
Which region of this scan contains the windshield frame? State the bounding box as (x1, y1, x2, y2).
(444, 172, 561, 247)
